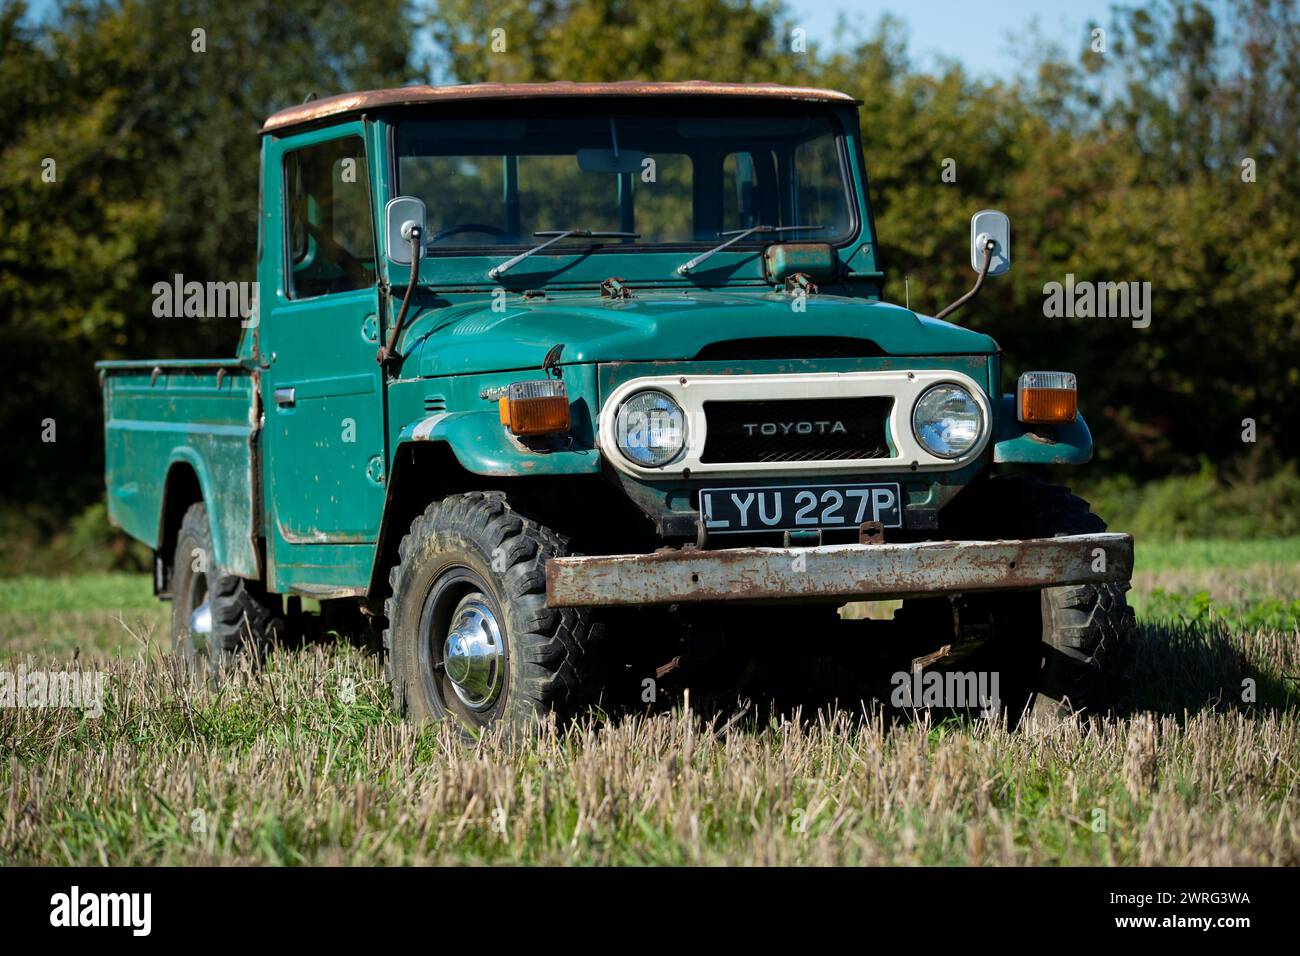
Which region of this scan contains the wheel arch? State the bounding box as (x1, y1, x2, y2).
(366, 437, 628, 608)
(366, 440, 484, 605)
(156, 460, 205, 597)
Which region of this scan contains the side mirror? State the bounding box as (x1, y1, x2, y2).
(935, 210, 1012, 321)
(385, 196, 427, 265)
(970, 209, 1011, 276)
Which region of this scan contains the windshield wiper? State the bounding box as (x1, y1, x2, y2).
(676, 224, 828, 276)
(488, 229, 639, 280)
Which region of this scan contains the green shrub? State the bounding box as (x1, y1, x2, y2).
(1077, 462, 1300, 541)
(1141, 587, 1300, 631)
(0, 503, 150, 578)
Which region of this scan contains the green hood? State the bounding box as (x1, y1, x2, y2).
(408, 291, 997, 378)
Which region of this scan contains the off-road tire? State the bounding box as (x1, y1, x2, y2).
(170, 502, 285, 677)
(946, 476, 1134, 722)
(383, 491, 603, 734)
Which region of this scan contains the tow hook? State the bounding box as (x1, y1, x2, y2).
(859, 521, 885, 545)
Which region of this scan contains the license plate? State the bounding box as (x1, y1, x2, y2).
(699, 482, 903, 534)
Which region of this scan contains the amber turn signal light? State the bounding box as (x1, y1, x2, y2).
(497, 380, 570, 436)
(1017, 371, 1078, 424)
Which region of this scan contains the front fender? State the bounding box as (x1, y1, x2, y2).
(395, 409, 603, 476)
(992, 395, 1093, 465)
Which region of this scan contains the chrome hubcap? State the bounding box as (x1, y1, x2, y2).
(189, 595, 212, 652)
(442, 596, 504, 710)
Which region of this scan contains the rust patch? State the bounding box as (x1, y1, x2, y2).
(600, 276, 634, 300)
(263, 81, 860, 132)
(545, 533, 1134, 608)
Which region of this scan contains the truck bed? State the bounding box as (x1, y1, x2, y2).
(97, 358, 261, 581)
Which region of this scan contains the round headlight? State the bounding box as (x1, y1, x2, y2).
(615, 390, 687, 467)
(912, 384, 983, 459)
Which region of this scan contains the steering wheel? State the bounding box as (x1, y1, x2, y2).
(427, 223, 511, 243)
(302, 221, 371, 285)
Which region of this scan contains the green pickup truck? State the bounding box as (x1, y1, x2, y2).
(98, 81, 1133, 732)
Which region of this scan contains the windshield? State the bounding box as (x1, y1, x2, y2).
(395, 111, 855, 250)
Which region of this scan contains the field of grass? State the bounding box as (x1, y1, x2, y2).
(1, 539, 1297, 866)
(1131, 536, 1300, 631)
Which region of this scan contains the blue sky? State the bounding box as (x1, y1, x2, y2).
(792, 0, 1119, 80)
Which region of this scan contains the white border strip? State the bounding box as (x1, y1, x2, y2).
(597, 370, 992, 479)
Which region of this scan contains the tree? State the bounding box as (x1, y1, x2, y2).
(1, 0, 1297, 519)
(0, 0, 417, 505)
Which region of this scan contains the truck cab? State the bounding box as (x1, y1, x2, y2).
(99, 82, 1133, 732)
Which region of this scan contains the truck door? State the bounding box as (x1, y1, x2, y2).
(259, 122, 385, 594)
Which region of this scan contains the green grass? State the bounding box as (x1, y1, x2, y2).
(0, 573, 157, 614)
(1, 540, 1297, 866)
(0, 573, 166, 657)
(1136, 536, 1300, 572)
(1129, 536, 1300, 628)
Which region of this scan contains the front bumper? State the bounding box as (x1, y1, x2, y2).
(545, 532, 1133, 608)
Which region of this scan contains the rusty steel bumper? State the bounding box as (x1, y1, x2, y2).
(545, 533, 1133, 608)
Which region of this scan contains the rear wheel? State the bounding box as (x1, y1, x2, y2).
(383, 492, 603, 735)
(169, 503, 285, 679)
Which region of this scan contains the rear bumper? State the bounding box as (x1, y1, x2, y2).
(545, 532, 1133, 608)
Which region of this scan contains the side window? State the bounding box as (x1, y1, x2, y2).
(284, 136, 375, 299)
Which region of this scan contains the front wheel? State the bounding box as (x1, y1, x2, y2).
(383, 492, 603, 735)
(945, 476, 1135, 722)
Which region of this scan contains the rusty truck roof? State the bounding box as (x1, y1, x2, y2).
(261, 81, 861, 133)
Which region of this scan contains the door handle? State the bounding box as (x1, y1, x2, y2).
(274, 387, 296, 407)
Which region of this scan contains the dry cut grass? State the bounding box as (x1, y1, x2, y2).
(1, 610, 1297, 866)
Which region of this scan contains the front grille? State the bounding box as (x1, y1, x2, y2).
(700, 397, 893, 464)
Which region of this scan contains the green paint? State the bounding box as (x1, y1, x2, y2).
(992, 396, 1094, 465)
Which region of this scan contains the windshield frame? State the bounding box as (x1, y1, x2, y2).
(376, 100, 874, 290)
(388, 104, 861, 257)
